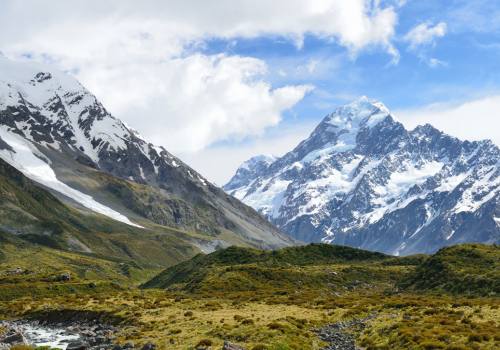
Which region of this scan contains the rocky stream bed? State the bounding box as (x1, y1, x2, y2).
(0, 314, 375, 350)
(0, 319, 125, 350)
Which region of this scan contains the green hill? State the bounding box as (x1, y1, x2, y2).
(399, 243, 500, 296)
(141, 244, 403, 293)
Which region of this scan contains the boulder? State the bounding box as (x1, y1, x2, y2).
(58, 272, 71, 281)
(222, 341, 246, 350)
(66, 340, 89, 350)
(141, 342, 156, 350)
(89, 335, 109, 346)
(7, 267, 25, 275)
(1, 331, 27, 345)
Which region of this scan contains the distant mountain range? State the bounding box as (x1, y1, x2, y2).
(2, 55, 498, 259)
(0, 55, 292, 265)
(225, 97, 500, 255)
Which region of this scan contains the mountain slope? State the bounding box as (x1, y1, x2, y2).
(0, 55, 292, 254)
(0, 156, 200, 267)
(225, 97, 500, 255)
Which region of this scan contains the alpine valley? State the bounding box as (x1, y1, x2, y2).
(0, 56, 499, 350)
(225, 97, 500, 256)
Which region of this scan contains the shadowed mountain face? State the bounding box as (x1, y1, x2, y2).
(225, 97, 500, 255)
(0, 56, 293, 258)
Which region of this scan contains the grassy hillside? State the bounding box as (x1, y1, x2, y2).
(141, 244, 404, 294)
(0, 229, 162, 300)
(2, 243, 498, 350)
(399, 243, 500, 296)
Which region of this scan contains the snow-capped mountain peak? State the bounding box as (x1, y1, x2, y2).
(0, 56, 292, 250)
(224, 154, 277, 193)
(325, 96, 392, 128)
(0, 55, 133, 162)
(225, 98, 500, 255)
(241, 154, 277, 171)
(0, 56, 209, 226)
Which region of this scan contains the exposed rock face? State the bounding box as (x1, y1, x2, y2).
(0, 55, 292, 250)
(225, 97, 500, 255)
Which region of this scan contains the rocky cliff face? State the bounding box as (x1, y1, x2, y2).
(0, 55, 292, 252)
(225, 97, 500, 255)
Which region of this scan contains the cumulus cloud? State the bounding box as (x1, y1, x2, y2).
(404, 22, 447, 49)
(104, 54, 313, 152)
(396, 95, 500, 146)
(0, 0, 400, 152)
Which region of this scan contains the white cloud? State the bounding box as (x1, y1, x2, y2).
(428, 57, 447, 68)
(404, 22, 447, 49)
(103, 54, 313, 152)
(396, 95, 500, 146)
(0, 0, 400, 153)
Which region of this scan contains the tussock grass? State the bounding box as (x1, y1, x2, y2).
(1, 243, 498, 349)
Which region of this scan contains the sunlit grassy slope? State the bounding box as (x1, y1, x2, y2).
(2, 243, 498, 350)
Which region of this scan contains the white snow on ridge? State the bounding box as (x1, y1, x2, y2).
(239, 154, 277, 171)
(287, 156, 364, 222)
(0, 127, 143, 228)
(243, 178, 292, 219)
(454, 171, 500, 214)
(0, 55, 131, 164)
(378, 161, 443, 199)
(365, 161, 444, 223)
(323, 97, 393, 153)
(436, 172, 468, 192)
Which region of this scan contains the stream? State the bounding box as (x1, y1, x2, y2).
(0, 319, 121, 350)
(17, 322, 81, 350)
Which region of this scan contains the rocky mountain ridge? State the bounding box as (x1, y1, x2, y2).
(0, 55, 292, 256)
(225, 97, 500, 255)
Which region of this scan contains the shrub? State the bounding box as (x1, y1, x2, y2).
(468, 334, 482, 342)
(252, 345, 268, 350)
(267, 322, 287, 332)
(420, 341, 446, 349)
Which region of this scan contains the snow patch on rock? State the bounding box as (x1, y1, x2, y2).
(0, 126, 142, 228)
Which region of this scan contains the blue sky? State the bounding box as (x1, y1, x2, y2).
(1, 0, 499, 184)
(199, 1, 500, 114)
(184, 0, 500, 183)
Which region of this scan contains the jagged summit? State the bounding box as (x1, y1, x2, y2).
(324, 96, 393, 126)
(225, 154, 277, 193)
(225, 98, 500, 255)
(0, 55, 153, 166)
(241, 154, 277, 169)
